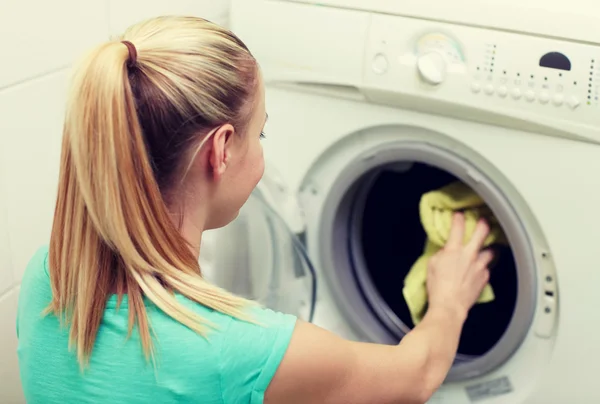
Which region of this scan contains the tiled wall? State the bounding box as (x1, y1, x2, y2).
(0, 1, 231, 401)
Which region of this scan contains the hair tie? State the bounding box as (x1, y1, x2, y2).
(121, 40, 137, 67)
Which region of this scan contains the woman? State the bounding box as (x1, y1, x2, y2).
(16, 16, 494, 404)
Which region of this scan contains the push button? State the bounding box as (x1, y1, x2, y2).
(372, 53, 388, 74)
(525, 90, 536, 102)
(552, 94, 564, 106)
(566, 96, 580, 110)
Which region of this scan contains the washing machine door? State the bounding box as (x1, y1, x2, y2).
(199, 164, 317, 322)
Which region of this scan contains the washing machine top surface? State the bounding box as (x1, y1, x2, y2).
(269, 0, 598, 43)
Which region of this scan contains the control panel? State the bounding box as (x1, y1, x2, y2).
(363, 14, 600, 135)
(467, 41, 585, 110)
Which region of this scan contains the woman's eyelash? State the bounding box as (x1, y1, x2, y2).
(260, 131, 266, 139)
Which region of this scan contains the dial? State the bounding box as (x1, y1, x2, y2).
(417, 52, 447, 85)
(415, 33, 464, 86)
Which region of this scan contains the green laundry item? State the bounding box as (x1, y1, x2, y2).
(402, 181, 507, 325)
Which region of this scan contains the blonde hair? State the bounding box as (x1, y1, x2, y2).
(48, 16, 258, 368)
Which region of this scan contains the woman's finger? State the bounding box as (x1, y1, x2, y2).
(478, 268, 491, 287)
(465, 219, 490, 255)
(474, 249, 494, 269)
(446, 212, 466, 250)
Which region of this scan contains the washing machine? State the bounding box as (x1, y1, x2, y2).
(200, 0, 600, 402)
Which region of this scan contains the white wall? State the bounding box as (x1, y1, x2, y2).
(0, 1, 231, 401)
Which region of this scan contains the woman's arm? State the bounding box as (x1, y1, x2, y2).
(265, 213, 492, 404)
(265, 306, 464, 404)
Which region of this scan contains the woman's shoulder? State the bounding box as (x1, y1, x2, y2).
(19, 245, 51, 301)
(147, 296, 297, 403)
(17, 246, 52, 337)
(175, 296, 297, 343)
(216, 305, 298, 404)
(22, 245, 50, 280)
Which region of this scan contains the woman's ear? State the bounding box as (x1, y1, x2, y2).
(208, 124, 235, 179)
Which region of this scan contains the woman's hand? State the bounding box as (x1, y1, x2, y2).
(265, 212, 495, 404)
(426, 212, 494, 321)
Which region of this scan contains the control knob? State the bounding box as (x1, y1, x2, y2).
(416, 52, 447, 85)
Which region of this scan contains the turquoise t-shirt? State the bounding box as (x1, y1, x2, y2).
(16, 246, 297, 403)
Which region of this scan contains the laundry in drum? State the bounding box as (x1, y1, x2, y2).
(402, 181, 507, 325)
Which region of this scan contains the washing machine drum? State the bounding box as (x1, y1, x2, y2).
(349, 163, 518, 359)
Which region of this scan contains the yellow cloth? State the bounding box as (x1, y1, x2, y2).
(402, 181, 507, 325)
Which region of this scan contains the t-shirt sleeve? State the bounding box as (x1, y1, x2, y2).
(219, 306, 297, 404)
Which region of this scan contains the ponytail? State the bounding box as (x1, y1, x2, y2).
(49, 32, 255, 369)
